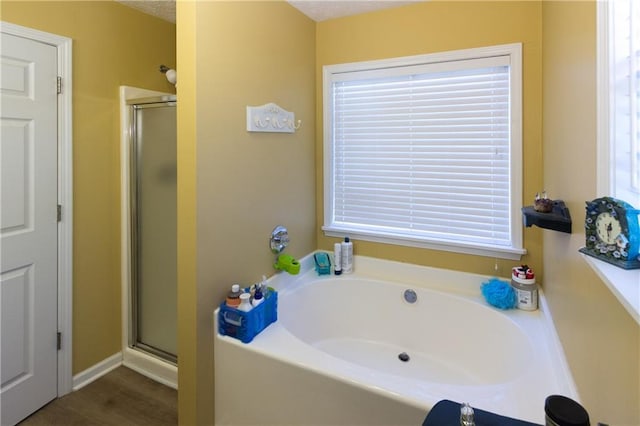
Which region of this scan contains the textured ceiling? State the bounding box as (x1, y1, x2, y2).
(115, 0, 424, 24)
(116, 0, 176, 23)
(288, 1, 423, 22)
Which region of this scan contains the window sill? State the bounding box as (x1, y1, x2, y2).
(322, 226, 526, 261)
(580, 253, 640, 326)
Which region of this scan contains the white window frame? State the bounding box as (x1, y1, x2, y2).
(597, 0, 611, 197)
(598, 0, 640, 206)
(322, 43, 524, 260)
(591, 0, 640, 325)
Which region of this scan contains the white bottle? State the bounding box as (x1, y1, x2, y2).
(341, 237, 353, 274)
(237, 292, 253, 312)
(334, 243, 342, 275)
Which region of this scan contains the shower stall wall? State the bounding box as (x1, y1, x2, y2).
(120, 87, 177, 388)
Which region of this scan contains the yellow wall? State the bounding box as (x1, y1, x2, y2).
(541, 1, 640, 424)
(176, 1, 316, 423)
(1, 1, 176, 374)
(316, 1, 544, 279)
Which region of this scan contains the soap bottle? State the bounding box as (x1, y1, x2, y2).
(237, 292, 253, 312)
(252, 285, 264, 307)
(226, 284, 242, 307)
(460, 402, 475, 426)
(341, 237, 353, 274)
(334, 242, 342, 275)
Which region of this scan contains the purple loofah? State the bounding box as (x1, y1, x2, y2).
(481, 278, 516, 310)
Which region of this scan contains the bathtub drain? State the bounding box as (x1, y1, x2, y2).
(403, 289, 417, 304)
(398, 352, 410, 362)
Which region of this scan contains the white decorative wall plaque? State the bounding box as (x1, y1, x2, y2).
(246, 103, 300, 133)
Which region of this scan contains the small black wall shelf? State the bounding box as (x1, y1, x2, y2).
(521, 200, 572, 233)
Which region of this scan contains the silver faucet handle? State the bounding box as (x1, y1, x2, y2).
(270, 225, 289, 254)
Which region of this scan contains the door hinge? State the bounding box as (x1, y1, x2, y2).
(57, 204, 62, 222)
(57, 76, 62, 94)
(57, 332, 62, 350)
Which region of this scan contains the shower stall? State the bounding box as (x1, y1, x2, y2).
(120, 88, 177, 387)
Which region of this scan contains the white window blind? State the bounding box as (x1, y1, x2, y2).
(610, 0, 640, 206)
(323, 44, 524, 259)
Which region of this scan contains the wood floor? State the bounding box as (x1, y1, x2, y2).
(18, 367, 177, 426)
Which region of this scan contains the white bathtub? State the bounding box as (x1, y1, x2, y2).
(214, 252, 578, 425)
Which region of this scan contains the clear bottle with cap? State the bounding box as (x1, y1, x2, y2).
(460, 402, 475, 426)
(226, 284, 242, 307)
(259, 275, 270, 298)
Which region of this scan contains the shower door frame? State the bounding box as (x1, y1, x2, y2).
(126, 95, 178, 365)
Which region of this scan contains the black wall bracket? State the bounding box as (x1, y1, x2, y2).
(522, 200, 572, 233)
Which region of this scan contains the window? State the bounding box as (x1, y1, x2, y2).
(598, 0, 640, 207)
(322, 44, 524, 260)
(591, 0, 640, 323)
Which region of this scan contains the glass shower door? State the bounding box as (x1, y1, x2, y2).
(129, 96, 177, 362)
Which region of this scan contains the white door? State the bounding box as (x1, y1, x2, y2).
(1, 32, 59, 425)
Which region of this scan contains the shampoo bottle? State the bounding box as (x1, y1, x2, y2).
(341, 237, 353, 274)
(226, 284, 242, 307)
(334, 243, 342, 275)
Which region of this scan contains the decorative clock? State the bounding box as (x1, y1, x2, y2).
(579, 197, 640, 269)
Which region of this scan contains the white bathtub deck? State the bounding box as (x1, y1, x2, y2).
(214, 252, 578, 425)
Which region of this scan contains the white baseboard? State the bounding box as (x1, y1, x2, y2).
(122, 347, 177, 389)
(72, 352, 123, 391)
(70, 349, 177, 392)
